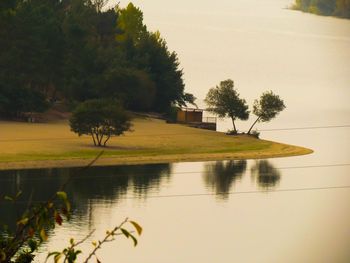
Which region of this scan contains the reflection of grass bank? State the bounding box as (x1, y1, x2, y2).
(0, 118, 312, 170)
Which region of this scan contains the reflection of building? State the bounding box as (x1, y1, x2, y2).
(176, 108, 216, 131)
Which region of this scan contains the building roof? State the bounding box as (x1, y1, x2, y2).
(179, 107, 203, 113)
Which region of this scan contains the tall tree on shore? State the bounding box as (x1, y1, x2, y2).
(247, 91, 286, 134)
(135, 31, 187, 112)
(204, 79, 249, 134)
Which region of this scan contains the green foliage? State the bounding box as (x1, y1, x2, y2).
(13, 252, 34, 263)
(132, 31, 188, 112)
(333, 0, 350, 17)
(252, 91, 285, 122)
(165, 106, 180, 123)
(0, 83, 50, 118)
(178, 93, 197, 108)
(0, 0, 193, 118)
(1, 192, 142, 263)
(0, 157, 142, 263)
(250, 130, 260, 139)
(103, 67, 156, 111)
(204, 82, 285, 136)
(92, 0, 109, 13)
(69, 99, 132, 147)
(204, 79, 249, 133)
(292, 0, 350, 18)
(226, 129, 238, 135)
(0, 0, 65, 113)
(293, 0, 312, 11)
(45, 218, 142, 263)
(248, 91, 286, 134)
(116, 3, 147, 43)
(0, 190, 71, 263)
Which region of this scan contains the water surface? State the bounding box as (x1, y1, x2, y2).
(1, 0, 350, 262)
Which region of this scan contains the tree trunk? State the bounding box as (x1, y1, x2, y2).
(95, 133, 101, 146)
(248, 116, 260, 134)
(103, 134, 111, 147)
(91, 130, 97, 146)
(231, 117, 237, 133)
(98, 134, 104, 147)
(92, 134, 97, 146)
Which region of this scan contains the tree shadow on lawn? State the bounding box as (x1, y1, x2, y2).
(81, 143, 146, 152)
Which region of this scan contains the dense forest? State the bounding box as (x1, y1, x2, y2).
(0, 0, 195, 118)
(292, 0, 350, 18)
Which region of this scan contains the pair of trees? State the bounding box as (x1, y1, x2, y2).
(204, 79, 285, 135)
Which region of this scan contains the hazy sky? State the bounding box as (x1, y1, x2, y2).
(110, 0, 350, 127)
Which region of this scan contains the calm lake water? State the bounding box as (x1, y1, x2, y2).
(1, 0, 350, 262)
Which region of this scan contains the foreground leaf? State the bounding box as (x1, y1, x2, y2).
(120, 228, 130, 238)
(40, 228, 48, 242)
(130, 221, 142, 235)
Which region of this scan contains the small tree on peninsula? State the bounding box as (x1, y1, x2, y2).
(247, 91, 286, 134)
(69, 99, 132, 147)
(204, 79, 249, 134)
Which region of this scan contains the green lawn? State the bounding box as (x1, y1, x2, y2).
(0, 118, 312, 169)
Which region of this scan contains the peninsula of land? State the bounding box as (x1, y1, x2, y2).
(0, 117, 312, 170)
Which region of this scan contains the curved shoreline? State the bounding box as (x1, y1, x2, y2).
(0, 119, 313, 170)
(0, 144, 313, 170)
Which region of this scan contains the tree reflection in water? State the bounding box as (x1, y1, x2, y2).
(67, 164, 172, 202)
(203, 160, 247, 199)
(0, 163, 172, 229)
(250, 160, 281, 189)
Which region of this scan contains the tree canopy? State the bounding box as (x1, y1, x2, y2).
(204, 79, 249, 133)
(116, 3, 147, 43)
(69, 99, 132, 146)
(0, 0, 194, 118)
(247, 91, 286, 134)
(292, 0, 350, 18)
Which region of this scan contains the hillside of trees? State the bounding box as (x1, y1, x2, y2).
(292, 0, 350, 18)
(0, 0, 194, 119)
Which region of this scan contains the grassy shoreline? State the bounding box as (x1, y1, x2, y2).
(0, 118, 313, 170)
